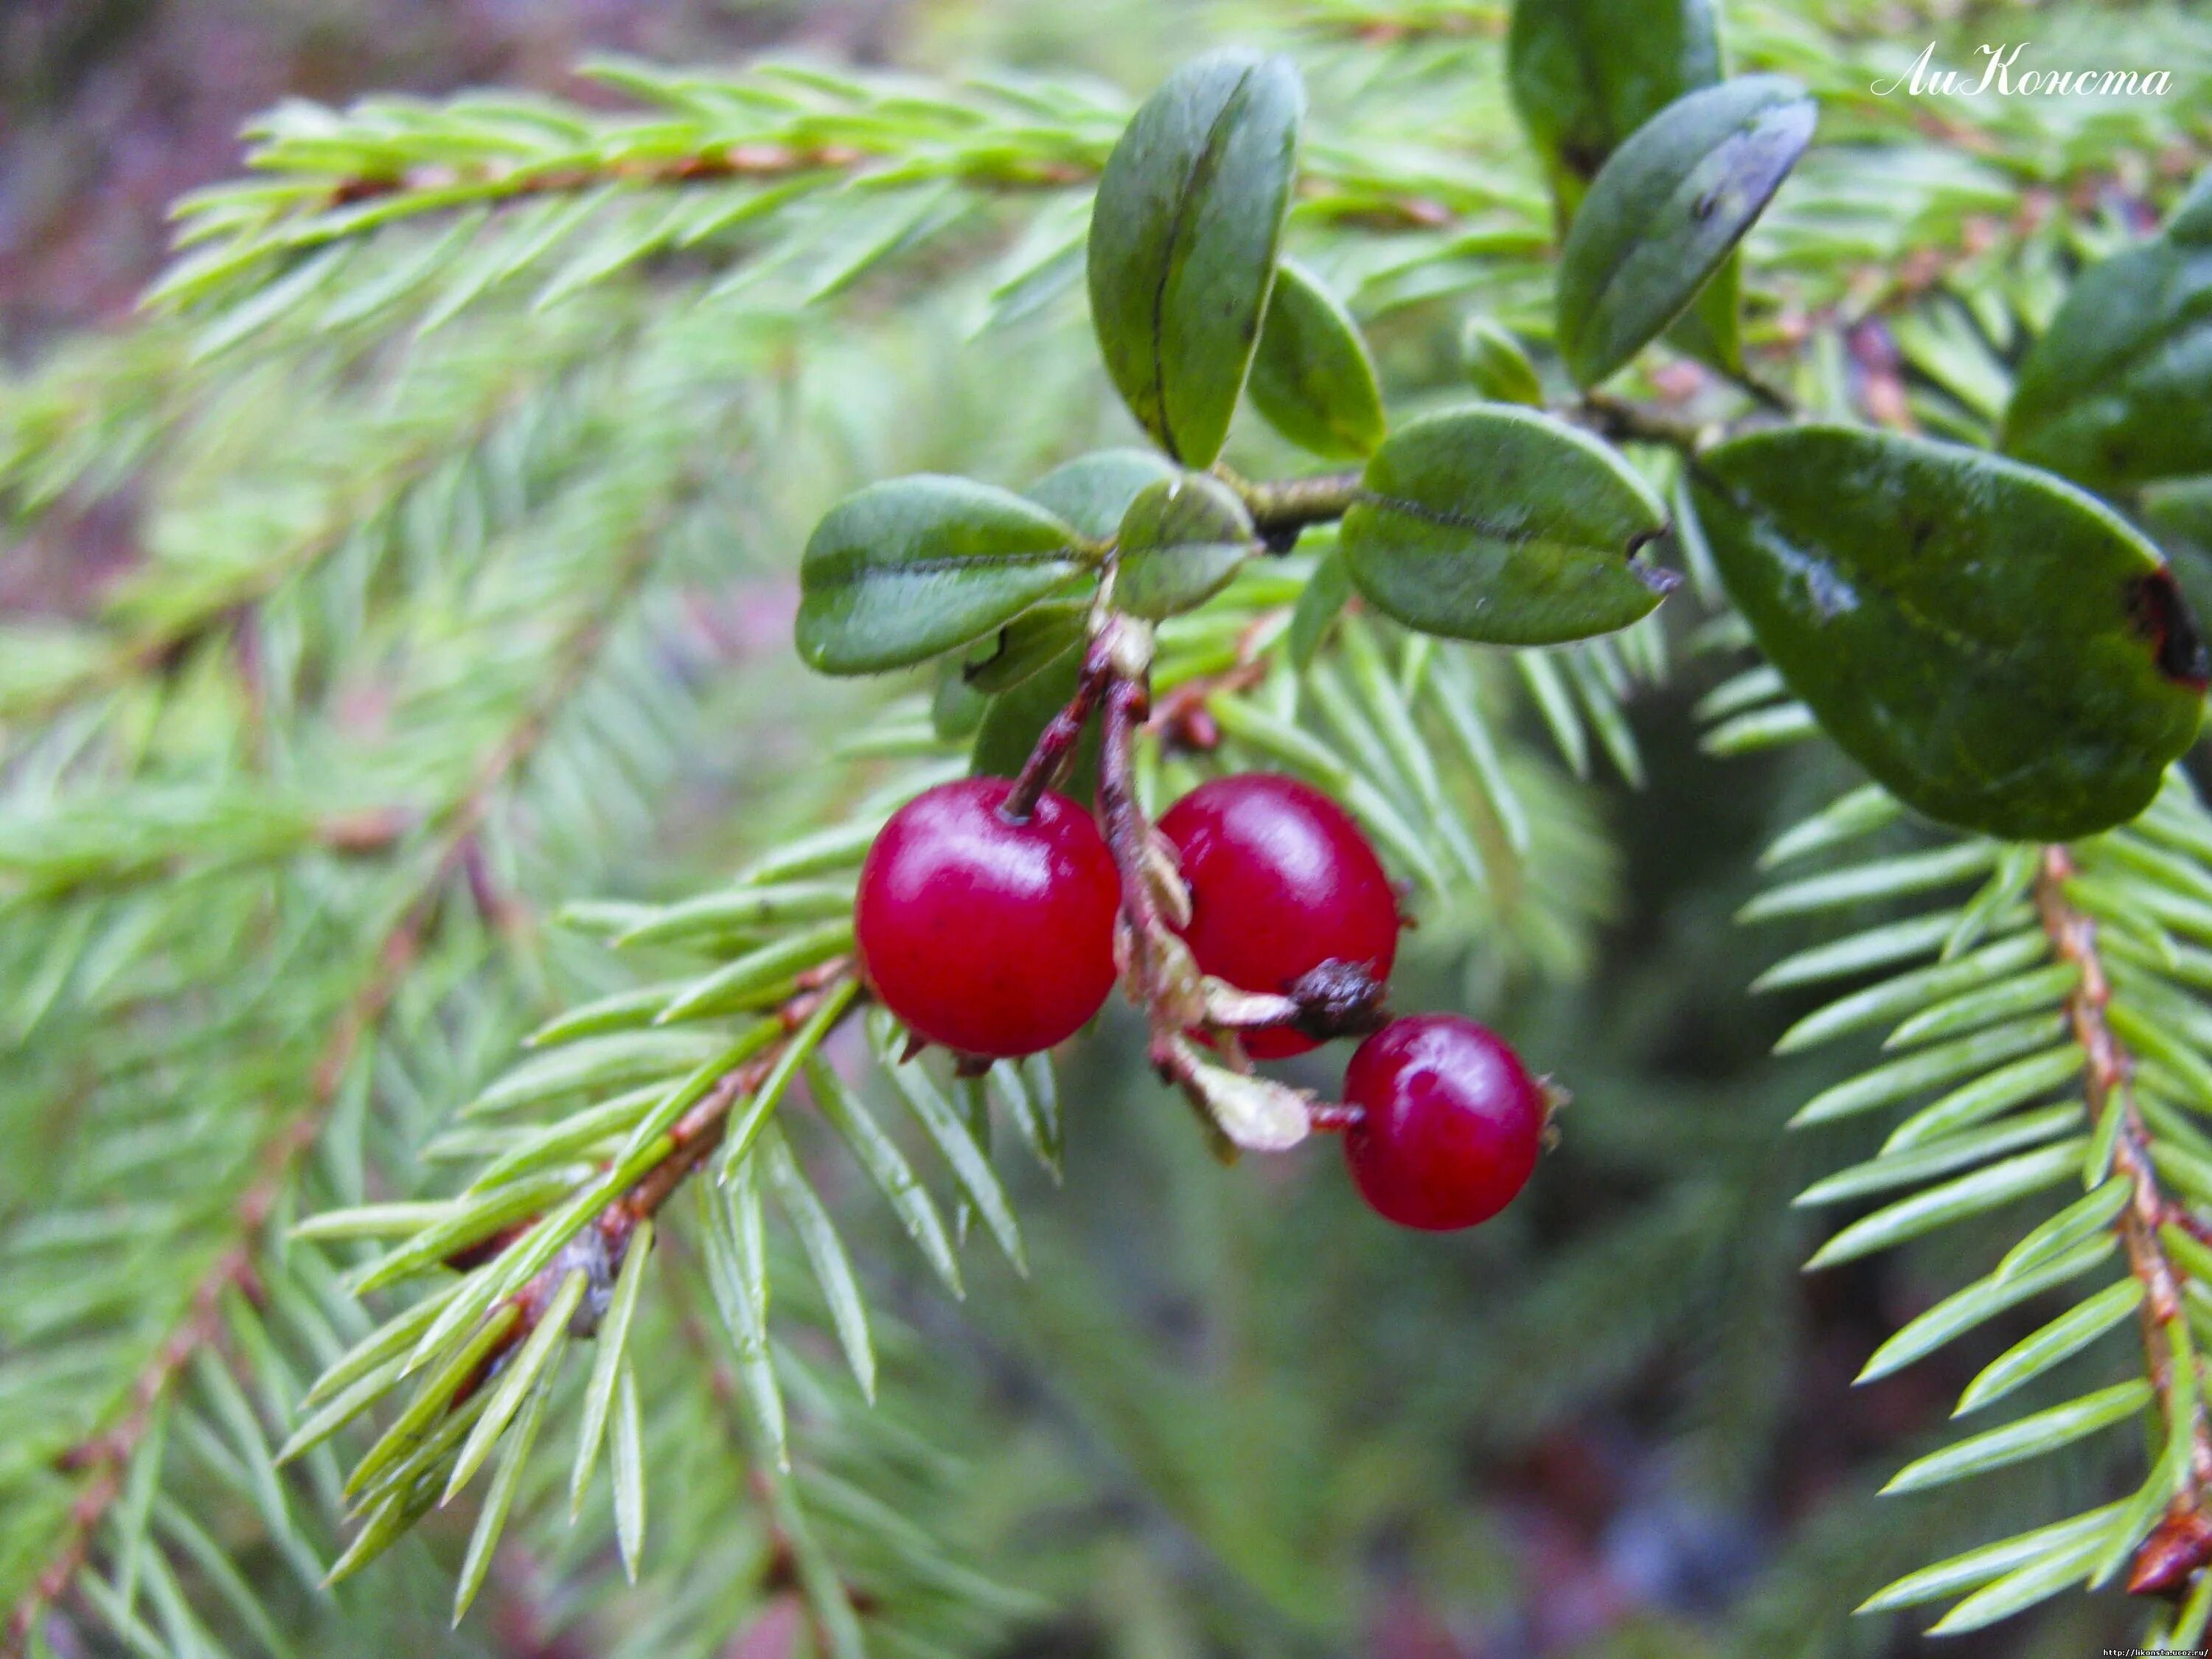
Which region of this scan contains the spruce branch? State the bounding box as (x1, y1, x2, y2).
(2035, 844, 2212, 1596)
(156, 63, 1497, 335)
(4, 461, 680, 1658)
(1, 351, 556, 734)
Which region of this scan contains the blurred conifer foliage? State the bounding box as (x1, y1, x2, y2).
(3, 1, 2212, 1655)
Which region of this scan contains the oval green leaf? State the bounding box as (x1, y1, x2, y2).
(1556, 76, 1816, 389)
(1460, 316, 1544, 407)
(959, 599, 1091, 695)
(1024, 448, 1178, 540)
(1086, 51, 1304, 467)
(2170, 168, 2212, 245)
(1339, 404, 1675, 645)
(1246, 259, 1386, 459)
(2001, 224, 2212, 491)
(796, 476, 1093, 675)
(1115, 473, 1257, 619)
(1506, 0, 1722, 200)
(1288, 540, 1352, 668)
(1690, 424, 2208, 841)
(931, 660, 990, 739)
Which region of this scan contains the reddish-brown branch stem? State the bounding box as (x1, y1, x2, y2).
(2034, 846, 2212, 1595)
(324, 144, 1088, 214)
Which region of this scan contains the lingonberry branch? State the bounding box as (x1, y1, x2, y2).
(2033, 845, 2212, 1596)
(1577, 393, 1722, 453)
(1225, 381, 1787, 547)
(1230, 467, 1363, 540)
(4, 493, 678, 1659)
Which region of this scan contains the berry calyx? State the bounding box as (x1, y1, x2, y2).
(1341, 1014, 1545, 1230)
(855, 777, 1120, 1059)
(1157, 772, 1399, 1057)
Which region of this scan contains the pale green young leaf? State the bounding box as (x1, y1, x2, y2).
(809, 1048, 964, 1296)
(655, 920, 855, 1025)
(1775, 933, 2046, 1055)
(1857, 1502, 2122, 1613)
(1955, 1278, 2143, 1416)
(611, 1360, 647, 1583)
(1923, 1527, 2111, 1635)
(1759, 783, 1902, 869)
(712, 977, 860, 1186)
(1882, 1049, 2084, 1150)
(571, 1218, 653, 1518)
(452, 1367, 552, 1624)
(1789, 1015, 2065, 1127)
(1880, 1380, 2152, 1495)
(443, 1268, 582, 1501)
(1853, 1232, 2109, 1384)
(1803, 1142, 2079, 1270)
(1741, 841, 2001, 924)
(1884, 962, 2078, 1049)
(762, 1129, 876, 1400)
(1793, 1102, 2082, 1208)
(880, 1048, 1027, 1273)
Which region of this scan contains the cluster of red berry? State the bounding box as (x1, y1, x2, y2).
(853, 771, 1547, 1231)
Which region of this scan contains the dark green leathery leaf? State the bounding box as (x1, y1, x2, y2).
(1506, 0, 1722, 205)
(2001, 213, 2212, 490)
(796, 476, 1095, 675)
(1115, 473, 1257, 619)
(1086, 51, 1303, 467)
(931, 661, 989, 739)
(1245, 259, 1385, 459)
(2169, 168, 2212, 245)
(1024, 449, 1178, 540)
(1691, 425, 2207, 841)
(1340, 404, 1675, 645)
(1556, 76, 1816, 389)
(959, 599, 1090, 695)
(1666, 254, 1745, 375)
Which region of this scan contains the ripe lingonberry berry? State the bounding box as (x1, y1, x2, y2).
(855, 776, 1120, 1058)
(1157, 773, 1399, 1057)
(1341, 1014, 1544, 1230)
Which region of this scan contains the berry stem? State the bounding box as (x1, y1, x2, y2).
(1005, 599, 1370, 1150)
(1001, 625, 1121, 822)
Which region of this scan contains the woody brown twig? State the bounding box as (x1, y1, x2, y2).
(2034, 845, 2212, 1598)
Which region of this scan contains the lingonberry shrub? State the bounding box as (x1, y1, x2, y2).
(1342, 1015, 1547, 1231)
(855, 778, 1119, 1057)
(18, 1, 2212, 1652)
(1156, 772, 1399, 1057)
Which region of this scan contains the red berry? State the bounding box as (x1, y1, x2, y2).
(856, 777, 1120, 1058)
(1341, 1015, 1544, 1230)
(1157, 773, 1398, 1057)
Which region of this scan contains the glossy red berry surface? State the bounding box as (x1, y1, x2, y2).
(855, 777, 1120, 1058)
(1342, 1014, 1544, 1230)
(1157, 772, 1398, 1057)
